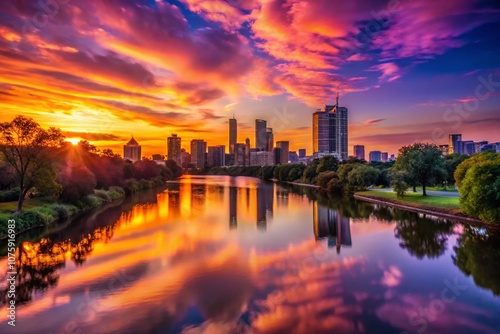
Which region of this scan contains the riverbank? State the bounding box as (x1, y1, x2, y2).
(354, 191, 488, 226)
(270, 178, 320, 189)
(0, 187, 126, 240)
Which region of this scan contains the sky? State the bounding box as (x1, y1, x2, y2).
(1, 0, 500, 157)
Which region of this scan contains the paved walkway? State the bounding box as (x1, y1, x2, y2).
(371, 187, 460, 198)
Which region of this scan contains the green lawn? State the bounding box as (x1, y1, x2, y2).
(0, 197, 54, 213)
(358, 190, 461, 210)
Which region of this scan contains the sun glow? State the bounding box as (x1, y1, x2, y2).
(66, 137, 81, 146)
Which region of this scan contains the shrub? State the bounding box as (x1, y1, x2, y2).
(0, 188, 20, 202)
(108, 186, 125, 199)
(390, 170, 409, 198)
(94, 189, 112, 202)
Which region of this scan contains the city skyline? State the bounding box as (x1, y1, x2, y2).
(1, 1, 500, 157)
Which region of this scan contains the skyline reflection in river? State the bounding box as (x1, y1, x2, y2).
(1, 176, 500, 334)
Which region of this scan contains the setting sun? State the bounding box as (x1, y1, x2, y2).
(66, 138, 81, 146)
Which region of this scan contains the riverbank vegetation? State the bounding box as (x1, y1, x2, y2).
(205, 143, 499, 224)
(0, 116, 183, 238)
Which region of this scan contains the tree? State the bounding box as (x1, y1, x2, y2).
(347, 165, 380, 191)
(58, 164, 97, 202)
(316, 155, 340, 174)
(390, 170, 408, 198)
(394, 143, 445, 196)
(0, 116, 64, 211)
(442, 154, 469, 185)
(459, 159, 500, 224)
(454, 151, 498, 187)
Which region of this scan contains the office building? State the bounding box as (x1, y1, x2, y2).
(289, 151, 300, 163)
(462, 141, 475, 155)
(266, 128, 274, 152)
(250, 151, 275, 166)
(207, 145, 225, 167)
(475, 141, 489, 153)
(381, 152, 389, 162)
(312, 93, 348, 160)
(390, 154, 395, 161)
(369, 151, 382, 162)
(229, 117, 237, 154)
(449, 134, 462, 154)
(276, 141, 290, 164)
(234, 143, 248, 166)
(255, 119, 267, 151)
(298, 149, 306, 158)
(167, 134, 181, 165)
(354, 145, 365, 160)
(180, 149, 191, 168)
(123, 137, 141, 162)
(480, 144, 496, 152)
(496, 143, 500, 153)
(273, 147, 283, 165)
(190, 139, 207, 169)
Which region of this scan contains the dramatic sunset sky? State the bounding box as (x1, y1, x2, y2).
(1, 0, 499, 157)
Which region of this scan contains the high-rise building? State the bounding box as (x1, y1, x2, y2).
(229, 117, 237, 154)
(462, 141, 475, 155)
(312, 93, 348, 160)
(250, 151, 275, 166)
(354, 145, 365, 160)
(313, 202, 352, 254)
(369, 151, 382, 162)
(181, 148, 191, 168)
(190, 139, 207, 169)
(276, 141, 290, 164)
(207, 145, 225, 167)
(480, 144, 496, 152)
(255, 119, 267, 151)
(123, 137, 141, 162)
(288, 151, 300, 163)
(381, 152, 389, 162)
(167, 134, 181, 165)
(475, 141, 488, 153)
(273, 147, 282, 165)
(266, 128, 274, 152)
(449, 134, 462, 154)
(234, 143, 248, 166)
(298, 149, 306, 158)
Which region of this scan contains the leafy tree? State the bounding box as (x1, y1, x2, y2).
(317, 171, 337, 189)
(58, 164, 96, 202)
(0, 116, 64, 211)
(303, 158, 320, 182)
(459, 159, 500, 224)
(454, 151, 498, 187)
(316, 155, 340, 174)
(347, 165, 380, 191)
(165, 160, 183, 178)
(442, 154, 469, 185)
(32, 165, 62, 198)
(390, 170, 408, 198)
(0, 162, 17, 190)
(394, 143, 446, 196)
(288, 167, 304, 182)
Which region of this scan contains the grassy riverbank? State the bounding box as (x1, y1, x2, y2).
(0, 186, 126, 239)
(356, 190, 462, 215)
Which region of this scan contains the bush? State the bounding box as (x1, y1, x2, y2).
(108, 186, 125, 199)
(317, 171, 337, 189)
(94, 189, 112, 202)
(0, 188, 20, 202)
(460, 161, 500, 224)
(390, 170, 409, 198)
(327, 177, 344, 195)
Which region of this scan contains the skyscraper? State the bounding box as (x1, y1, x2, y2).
(312, 93, 348, 160)
(167, 134, 181, 166)
(207, 145, 225, 167)
(123, 137, 141, 162)
(266, 128, 274, 152)
(276, 141, 290, 164)
(255, 119, 267, 151)
(381, 152, 389, 162)
(229, 117, 237, 154)
(354, 145, 365, 160)
(449, 134, 462, 154)
(190, 139, 207, 169)
(369, 151, 382, 162)
(298, 149, 306, 158)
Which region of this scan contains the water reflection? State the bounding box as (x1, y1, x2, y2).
(1, 176, 500, 334)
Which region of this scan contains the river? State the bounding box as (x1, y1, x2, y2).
(1, 175, 499, 334)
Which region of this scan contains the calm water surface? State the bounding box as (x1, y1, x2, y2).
(1, 176, 500, 334)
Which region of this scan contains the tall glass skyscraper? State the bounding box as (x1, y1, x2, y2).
(312, 97, 348, 160)
(167, 134, 181, 165)
(449, 134, 462, 154)
(255, 119, 267, 151)
(229, 117, 237, 154)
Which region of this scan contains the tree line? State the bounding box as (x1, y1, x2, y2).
(207, 142, 499, 224)
(0, 116, 183, 213)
